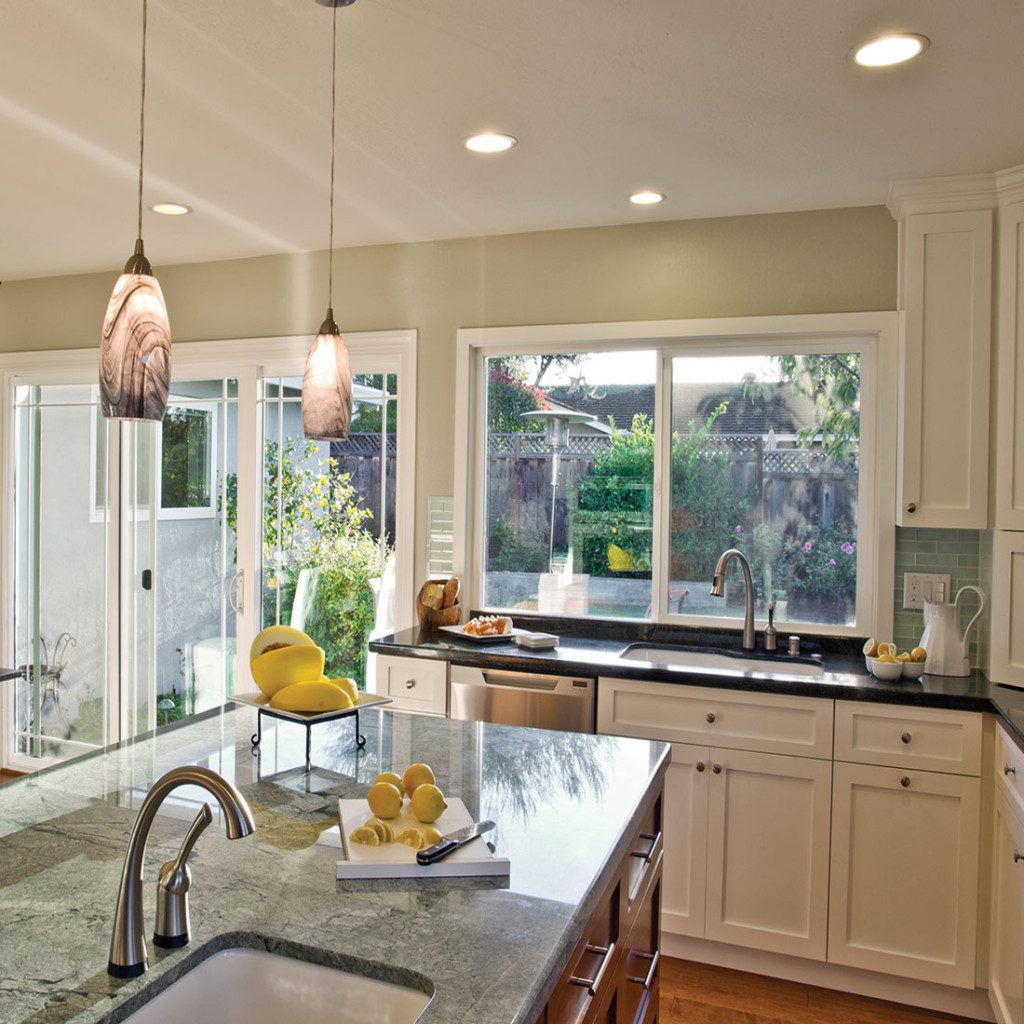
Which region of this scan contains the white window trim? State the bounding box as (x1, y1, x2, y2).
(0, 330, 417, 772)
(454, 312, 897, 640)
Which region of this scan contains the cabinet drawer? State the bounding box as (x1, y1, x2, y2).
(834, 702, 981, 776)
(624, 793, 662, 922)
(598, 677, 833, 758)
(996, 721, 1024, 819)
(376, 655, 447, 715)
(551, 874, 621, 1024)
(618, 878, 660, 1024)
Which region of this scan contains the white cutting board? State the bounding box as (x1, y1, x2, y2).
(336, 797, 510, 879)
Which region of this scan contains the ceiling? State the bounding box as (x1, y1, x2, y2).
(2, 0, 1023, 281)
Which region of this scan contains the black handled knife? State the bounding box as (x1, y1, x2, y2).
(416, 819, 496, 865)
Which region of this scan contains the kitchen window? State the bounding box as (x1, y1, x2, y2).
(456, 314, 896, 637)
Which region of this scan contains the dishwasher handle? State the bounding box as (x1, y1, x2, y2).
(451, 665, 593, 695)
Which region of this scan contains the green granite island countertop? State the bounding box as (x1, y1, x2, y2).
(0, 707, 668, 1024)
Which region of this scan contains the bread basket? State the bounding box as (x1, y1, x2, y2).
(416, 578, 462, 630)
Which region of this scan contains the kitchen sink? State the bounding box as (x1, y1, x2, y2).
(120, 948, 431, 1024)
(619, 644, 824, 678)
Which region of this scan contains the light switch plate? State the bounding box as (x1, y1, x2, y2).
(903, 572, 952, 610)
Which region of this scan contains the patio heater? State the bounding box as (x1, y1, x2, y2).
(521, 409, 595, 571)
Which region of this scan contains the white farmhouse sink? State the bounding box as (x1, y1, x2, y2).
(620, 645, 824, 678)
(122, 948, 431, 1024)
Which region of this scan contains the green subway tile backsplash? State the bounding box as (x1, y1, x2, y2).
(892, 527, 988, 668)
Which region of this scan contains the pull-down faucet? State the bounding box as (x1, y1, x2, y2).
(710, 548, 757, 650)
(108, 765, 255, 978)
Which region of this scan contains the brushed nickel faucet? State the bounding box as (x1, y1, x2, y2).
(108, 765, 255, 978)
(710, 548, 757, 650)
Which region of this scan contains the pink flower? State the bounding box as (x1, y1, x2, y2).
(802, 541, 813, 555)
(733, 524, 744, 535)
(829, 558, 837, 566)
(841, 541, 855, 555)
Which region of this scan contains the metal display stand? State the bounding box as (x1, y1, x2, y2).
(230, 692, 392, 773)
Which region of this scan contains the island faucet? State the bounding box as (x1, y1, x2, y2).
(710, 548, 757, 651)
(108, 764, 255, 978)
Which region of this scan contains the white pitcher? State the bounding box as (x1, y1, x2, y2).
(919, 585, 986, 677)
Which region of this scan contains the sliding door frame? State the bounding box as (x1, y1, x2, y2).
(0, 329, 416, 771)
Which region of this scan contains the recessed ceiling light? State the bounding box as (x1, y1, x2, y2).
(851, 33, 929, 67)
(151, 202, 193, 216)
(629, 191, 665, 206)
(465, 132, 518, 154)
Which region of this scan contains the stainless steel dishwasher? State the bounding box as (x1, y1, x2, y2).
(448, 664, 596, 733)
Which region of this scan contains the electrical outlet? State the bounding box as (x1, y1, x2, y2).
(903, 572, 952, 610)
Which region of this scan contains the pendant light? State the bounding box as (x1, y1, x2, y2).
(302, 0, 355, 441)
(99, 0, 171, 422)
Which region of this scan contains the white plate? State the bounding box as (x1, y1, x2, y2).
(437, 624, 525, 644)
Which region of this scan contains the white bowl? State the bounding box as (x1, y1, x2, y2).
(869, 658, 903, 681)
(901, 660, 926, 680)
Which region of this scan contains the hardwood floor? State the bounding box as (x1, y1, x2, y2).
(661, 958, 985, 1024)
(0, 769, 25, 785)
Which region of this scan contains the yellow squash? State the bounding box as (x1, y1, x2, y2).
(269, 678, 353, 713)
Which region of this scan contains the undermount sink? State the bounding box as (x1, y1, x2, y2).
(121, 948, 431, 1024)
(620, 644, 824, 678)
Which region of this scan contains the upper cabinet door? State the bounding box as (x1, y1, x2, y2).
(996, 198, 1024, 529)
(898, 209, 993, 528)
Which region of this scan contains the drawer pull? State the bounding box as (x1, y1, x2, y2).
(906, 502, 917, 514)
(900, 776, 911, 788)
(1005, 764, 1017, 776)
(706, 712, 717, 723)
(901, 732, 912, 744)
(627, 950, 660, 990)
(630, 831, 661, 864)
(1015, 851, 1024, 864)
(569, 942, 616, 996)
(695, 761, 706, 773)
(405, 680, 416, 689)
(712, 763, 722, 774)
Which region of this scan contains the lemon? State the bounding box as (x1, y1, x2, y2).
(863, 638, 879, 658)
(373, 771, 405, 793)
(396, 827, 425, 850)
(269, 678, 351, 712)
(896, 652, 911, 663)
(911, 647, 927, 663)
(366, 781, 404, 819)
(331, 677, 359, 705)
(877, 653, 896, 664)
(368, 818, 394, 843)
(252, 644, 326, 697)
(877, 642, 897, 659)
(410, 783, 448, 823)
(403, 763, 436, 798)
(350, 825, 380, 846)
(424, 826, 443, 845)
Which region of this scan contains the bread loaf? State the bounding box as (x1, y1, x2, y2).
(442, 576, 461, 608)
(420, 582, 445, 610)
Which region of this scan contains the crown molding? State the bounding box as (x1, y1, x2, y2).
(996, 163, 1024, 207)
(886, 172, 997, 220)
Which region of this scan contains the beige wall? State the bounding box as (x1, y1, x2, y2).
(0, 205, 897, 582)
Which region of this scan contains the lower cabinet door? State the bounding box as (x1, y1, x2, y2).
(704, 748, 831, 960)
(990, 792, 1024, 1024)
(828, 761, 980, 987)
(618, 878, 661, 1024)
(661, 743, 709, 939)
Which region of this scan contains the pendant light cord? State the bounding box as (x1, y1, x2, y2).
(137, 0, 148, 242)
(328, 1, 337, 310)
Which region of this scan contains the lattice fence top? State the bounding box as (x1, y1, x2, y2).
(489, 433, 612, 457)
(329, 434, 398, 456)
(763, 449, 858, 474)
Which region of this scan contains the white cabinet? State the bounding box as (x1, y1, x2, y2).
(895, 208, 993, 528)
(990, 791, 1024, 1024)
(374, 654, 447, 715)
(704, 748, 831, 960)
(661, 742, 709, 939)
(991, 531, 1024, 686)
(828, 761, 980, 988)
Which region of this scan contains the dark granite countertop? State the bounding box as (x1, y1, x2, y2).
(370, 625, 1024, 752)
(0, 707, 668, 1024)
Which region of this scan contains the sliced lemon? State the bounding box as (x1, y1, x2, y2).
(350, 825, 380, 846)
(877, 653, 896, 664)
(863, 638, 879, 658)
(911, 647, 927, 663)
(896, 652, 911, 663)
(396, 827, 425, 850)
(877, 642, 897, 659)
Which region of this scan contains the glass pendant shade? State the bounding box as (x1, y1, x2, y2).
(302, 310, 352, 440)
(99, 245, 171, 421)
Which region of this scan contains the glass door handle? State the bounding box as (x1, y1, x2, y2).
(141, 569, 153, 591)
(229, 570, 245, 615)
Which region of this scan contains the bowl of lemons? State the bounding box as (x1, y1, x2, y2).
(864, 640, 927, 680)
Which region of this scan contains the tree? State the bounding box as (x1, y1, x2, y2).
(776, 353, 860, 461)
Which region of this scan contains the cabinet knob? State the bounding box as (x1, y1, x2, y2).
(905, 502, 917, 514)
(1015, 851, 1024, 864)
(900, 776, 911, 788)
(901, 732, 912, 744)
(406, 680, 416, 689)
(695, 761, 706, 773)
(712, 764, 722, 774)
(706, 712, 717, 724)
(1005, 764, 1017, 776)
